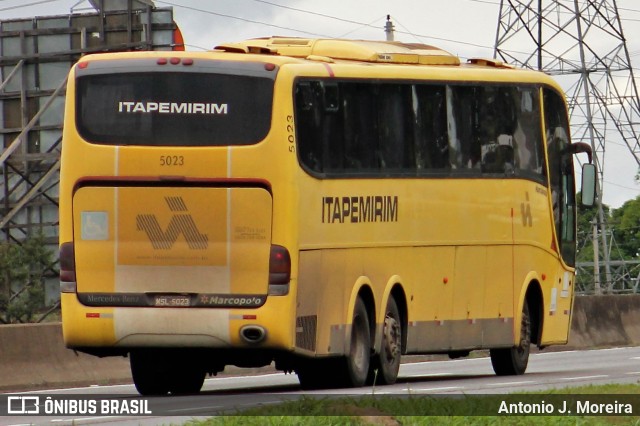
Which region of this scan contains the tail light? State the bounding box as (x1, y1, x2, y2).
(268, 245, 290, 296)
(59, 242, 77, 292)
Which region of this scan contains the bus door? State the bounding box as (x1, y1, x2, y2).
(542, 88, 577, 343)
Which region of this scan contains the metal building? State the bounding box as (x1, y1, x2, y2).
(0, 0, 182, 302)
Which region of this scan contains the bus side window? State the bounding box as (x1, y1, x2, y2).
(413, 84, 449, 172)
(318, 83, 343, 172)
(512, 88, 544, 177)
(298, 81, 344, 173)
(342, 83, 376, 171)
(377, 84, 411, 170)
(295, 81, 324, 172)
(323, 83, 340, 112)
(445, 86, 462, 169)
(478, 86, 517, 174)
(447, 85, 484, 170)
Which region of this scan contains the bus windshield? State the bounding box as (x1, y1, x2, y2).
(76, 71, 274, 146)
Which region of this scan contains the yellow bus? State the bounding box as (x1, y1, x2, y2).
(59, 37, 595, 395)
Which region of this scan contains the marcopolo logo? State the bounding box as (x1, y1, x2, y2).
(136, 196, 208, 250)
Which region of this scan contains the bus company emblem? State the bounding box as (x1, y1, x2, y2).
(136, 196, 208, 250)
(118, 101, 228, 115)
(521, 192, 533, 227)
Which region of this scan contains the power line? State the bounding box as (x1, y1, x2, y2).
(245, 0, 639, 56)
(618, 6, 640, 14)
(155, 0, 329, 38)
(159, 0, 502, 53)
(464, 0, 500, 4)
(4, 0, 632, 70)
(243, 0, 499, 51)
(337, 15, 387, 39)
(249, 0, 379, 28)
(604, 180, 640, 192)
(392, 17, 425, 45)
(0, 0, 62, 12)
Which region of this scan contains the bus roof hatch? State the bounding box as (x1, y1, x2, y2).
(215, 37, 461, 66)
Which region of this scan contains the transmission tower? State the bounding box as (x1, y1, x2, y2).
(494, 0, 640, 293)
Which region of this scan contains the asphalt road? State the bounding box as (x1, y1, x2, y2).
(2, 346, 639, 425)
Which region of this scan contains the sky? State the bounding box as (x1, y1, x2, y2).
(1, 0, 640, 208)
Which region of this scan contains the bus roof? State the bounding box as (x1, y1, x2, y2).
(215, 37, 461, 66)
(208, 37, 563, 90)
(74, 37, 562, 92)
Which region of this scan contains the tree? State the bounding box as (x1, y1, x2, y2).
(575, 193, 640, 294)
(610, 195, 640, 259)
(575, 194, 640, 262)
(0, 235, 53, 323)
(575, 192, 610, 264)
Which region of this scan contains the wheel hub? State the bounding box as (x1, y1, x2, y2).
(383, 314, 401, 361)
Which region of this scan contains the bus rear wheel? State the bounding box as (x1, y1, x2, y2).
(369, 297, 402, 385)
(342, 297, 372, 387)
(490, 302, 531, 375)
(296, 297, 371, 389)
(130, 350, 206, 395)
(130, 351, 170, 396)
(168, 366, 206, 395)
(296, 358, 339, 390)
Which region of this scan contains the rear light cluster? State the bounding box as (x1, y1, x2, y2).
(59, 242, 77, 293)
(59, 241, 290, 295)
(268, 245, 291, 296)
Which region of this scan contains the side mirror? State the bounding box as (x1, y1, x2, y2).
(565, 141, 593, 163)
(581, 163, 596, 207)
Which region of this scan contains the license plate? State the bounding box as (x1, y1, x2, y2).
(153, 295, 191, 307)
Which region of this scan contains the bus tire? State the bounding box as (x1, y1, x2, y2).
(368, 297, 402, 385)
(296, 358, 338, 390)
(168, 365, 206, 395)
(296, 297, 371, 389)
(490, 301, 531, 376)
(342, 297, 371, 387)
(130, 351, 170, 396)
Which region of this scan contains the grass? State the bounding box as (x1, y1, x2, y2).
(187, 383, 640, 426)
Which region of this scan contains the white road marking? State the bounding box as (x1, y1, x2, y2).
(487, 381, 534, 386)
(169, 406, 224, 413)
(402, 372, 453, 378)
(403, 386, 462, 392)
(559, 375, 608, 381)
(51, 416, 130, 422)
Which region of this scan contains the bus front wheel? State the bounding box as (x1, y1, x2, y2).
(490, 302, 531, 375)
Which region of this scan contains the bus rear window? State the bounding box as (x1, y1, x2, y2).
(76, 72, 273, 146)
